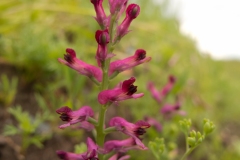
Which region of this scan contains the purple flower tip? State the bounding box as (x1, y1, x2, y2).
(169, 75, 176, 83)
(95, 29, 109, 45)
(63, 48, 76, 64)
(135, 49, 146, 60)
(56, 106, 94, 129)
(127, 4, 140, 19)
(90, 0, 102, 5)
(56, 150, 67, 159)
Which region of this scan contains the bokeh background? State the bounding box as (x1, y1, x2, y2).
(0, 0, 240, 159)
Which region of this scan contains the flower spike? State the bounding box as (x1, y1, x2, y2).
(98, 77, 144, 104)
(56, 106, 94, 129)
(109, 117, 150, 149)
(109, 49, 151, 77)
(58, 48, 102, 83)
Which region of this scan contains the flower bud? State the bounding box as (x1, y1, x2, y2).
(116, 4, 140, 40)
(90, 0, 108, 28)
(179, 119, 192, 134)
(203, 119, 215, 135)
(127, 4, 140, 19)
(95, 29, 110, 45)
(109, 0, 128, 15)
(190, 130, 196, 137)
(196, 131, 202, 139)
(187, 137, 196, 147)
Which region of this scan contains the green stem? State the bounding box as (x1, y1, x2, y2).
(104, 126, 117, 134)
(180, 147, 196, 160)
(96, 104, 107, 145)
(180, 133, 198, 160)
(185, 133, 188, 151)
(87, 117, 99, 126)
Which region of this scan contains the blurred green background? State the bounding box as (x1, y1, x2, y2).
(1, 0, 240, 159)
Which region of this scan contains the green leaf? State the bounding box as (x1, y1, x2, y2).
(3, 125, 19, 136)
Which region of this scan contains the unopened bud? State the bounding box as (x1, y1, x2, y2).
(203, 119, 215, 135)
(187, 137, 196, 147)
(127, 4, 140, 19)
(95, 29, 110, 45)
(190, 130, 196, 137)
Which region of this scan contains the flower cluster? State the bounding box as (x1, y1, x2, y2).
(145, 75, 186, 131)
(55, 0, 151, 160)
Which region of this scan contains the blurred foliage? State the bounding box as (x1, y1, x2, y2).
(0, 0, 240, 159)
(0, 74, 18, 107)
(3, 105, 52, 153)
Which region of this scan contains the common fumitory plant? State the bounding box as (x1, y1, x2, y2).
(56, 0, 151, 160)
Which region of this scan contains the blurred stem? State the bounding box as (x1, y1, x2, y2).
(180, 146, 196, 160)
(185, 133, 188, 151)
(180, 134, 197, 160)
(96, 13, 117, 160)
(87, 117, 98, 126)
(21, 133, 29, 156)
(104, 126, 117, 134)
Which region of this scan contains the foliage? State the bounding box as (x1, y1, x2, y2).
(0, 74, 18, 107)
(3, 105, 52, 152)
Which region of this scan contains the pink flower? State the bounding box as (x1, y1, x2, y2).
(109, 0, 128, 16)
(144, 116, 162, 132)
(109, 49, 151, 76)
(147, 75, 176, 103)
(109, 117, 150, 149)
(160, 101, 186, 118)
(103, 137, 147, 154)
(56, 137, 98, 160)
(95, 29, 114, 66)
(161, 75, 176, 96)
(58, 48, 102, 82)
(90, 0, 108, 28)
(147, 82, 162, 103)
(104, 138, 137, 154)
(116, 4, 140, 39)
(98, 77, 144, 104)
(56, 106, 94, 129)
(77, 121, 95, 131)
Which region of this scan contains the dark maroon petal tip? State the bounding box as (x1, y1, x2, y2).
(64, 48, 76, 63)
(91, 0, 101, 5)
(56, 150, 67, 159)
(56, 106, 72, 114)
(60, 114, 72, 121)
(135, 120, 151, 128)
(135, 49, 146, 61)
(122, 77, 137, 94)
(95, 29, 109, 45)
(126, 85, 137, 95)
(169, 75, 176, 83)
(66, 48, 76, 57)
(126, 4, 140, 19)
